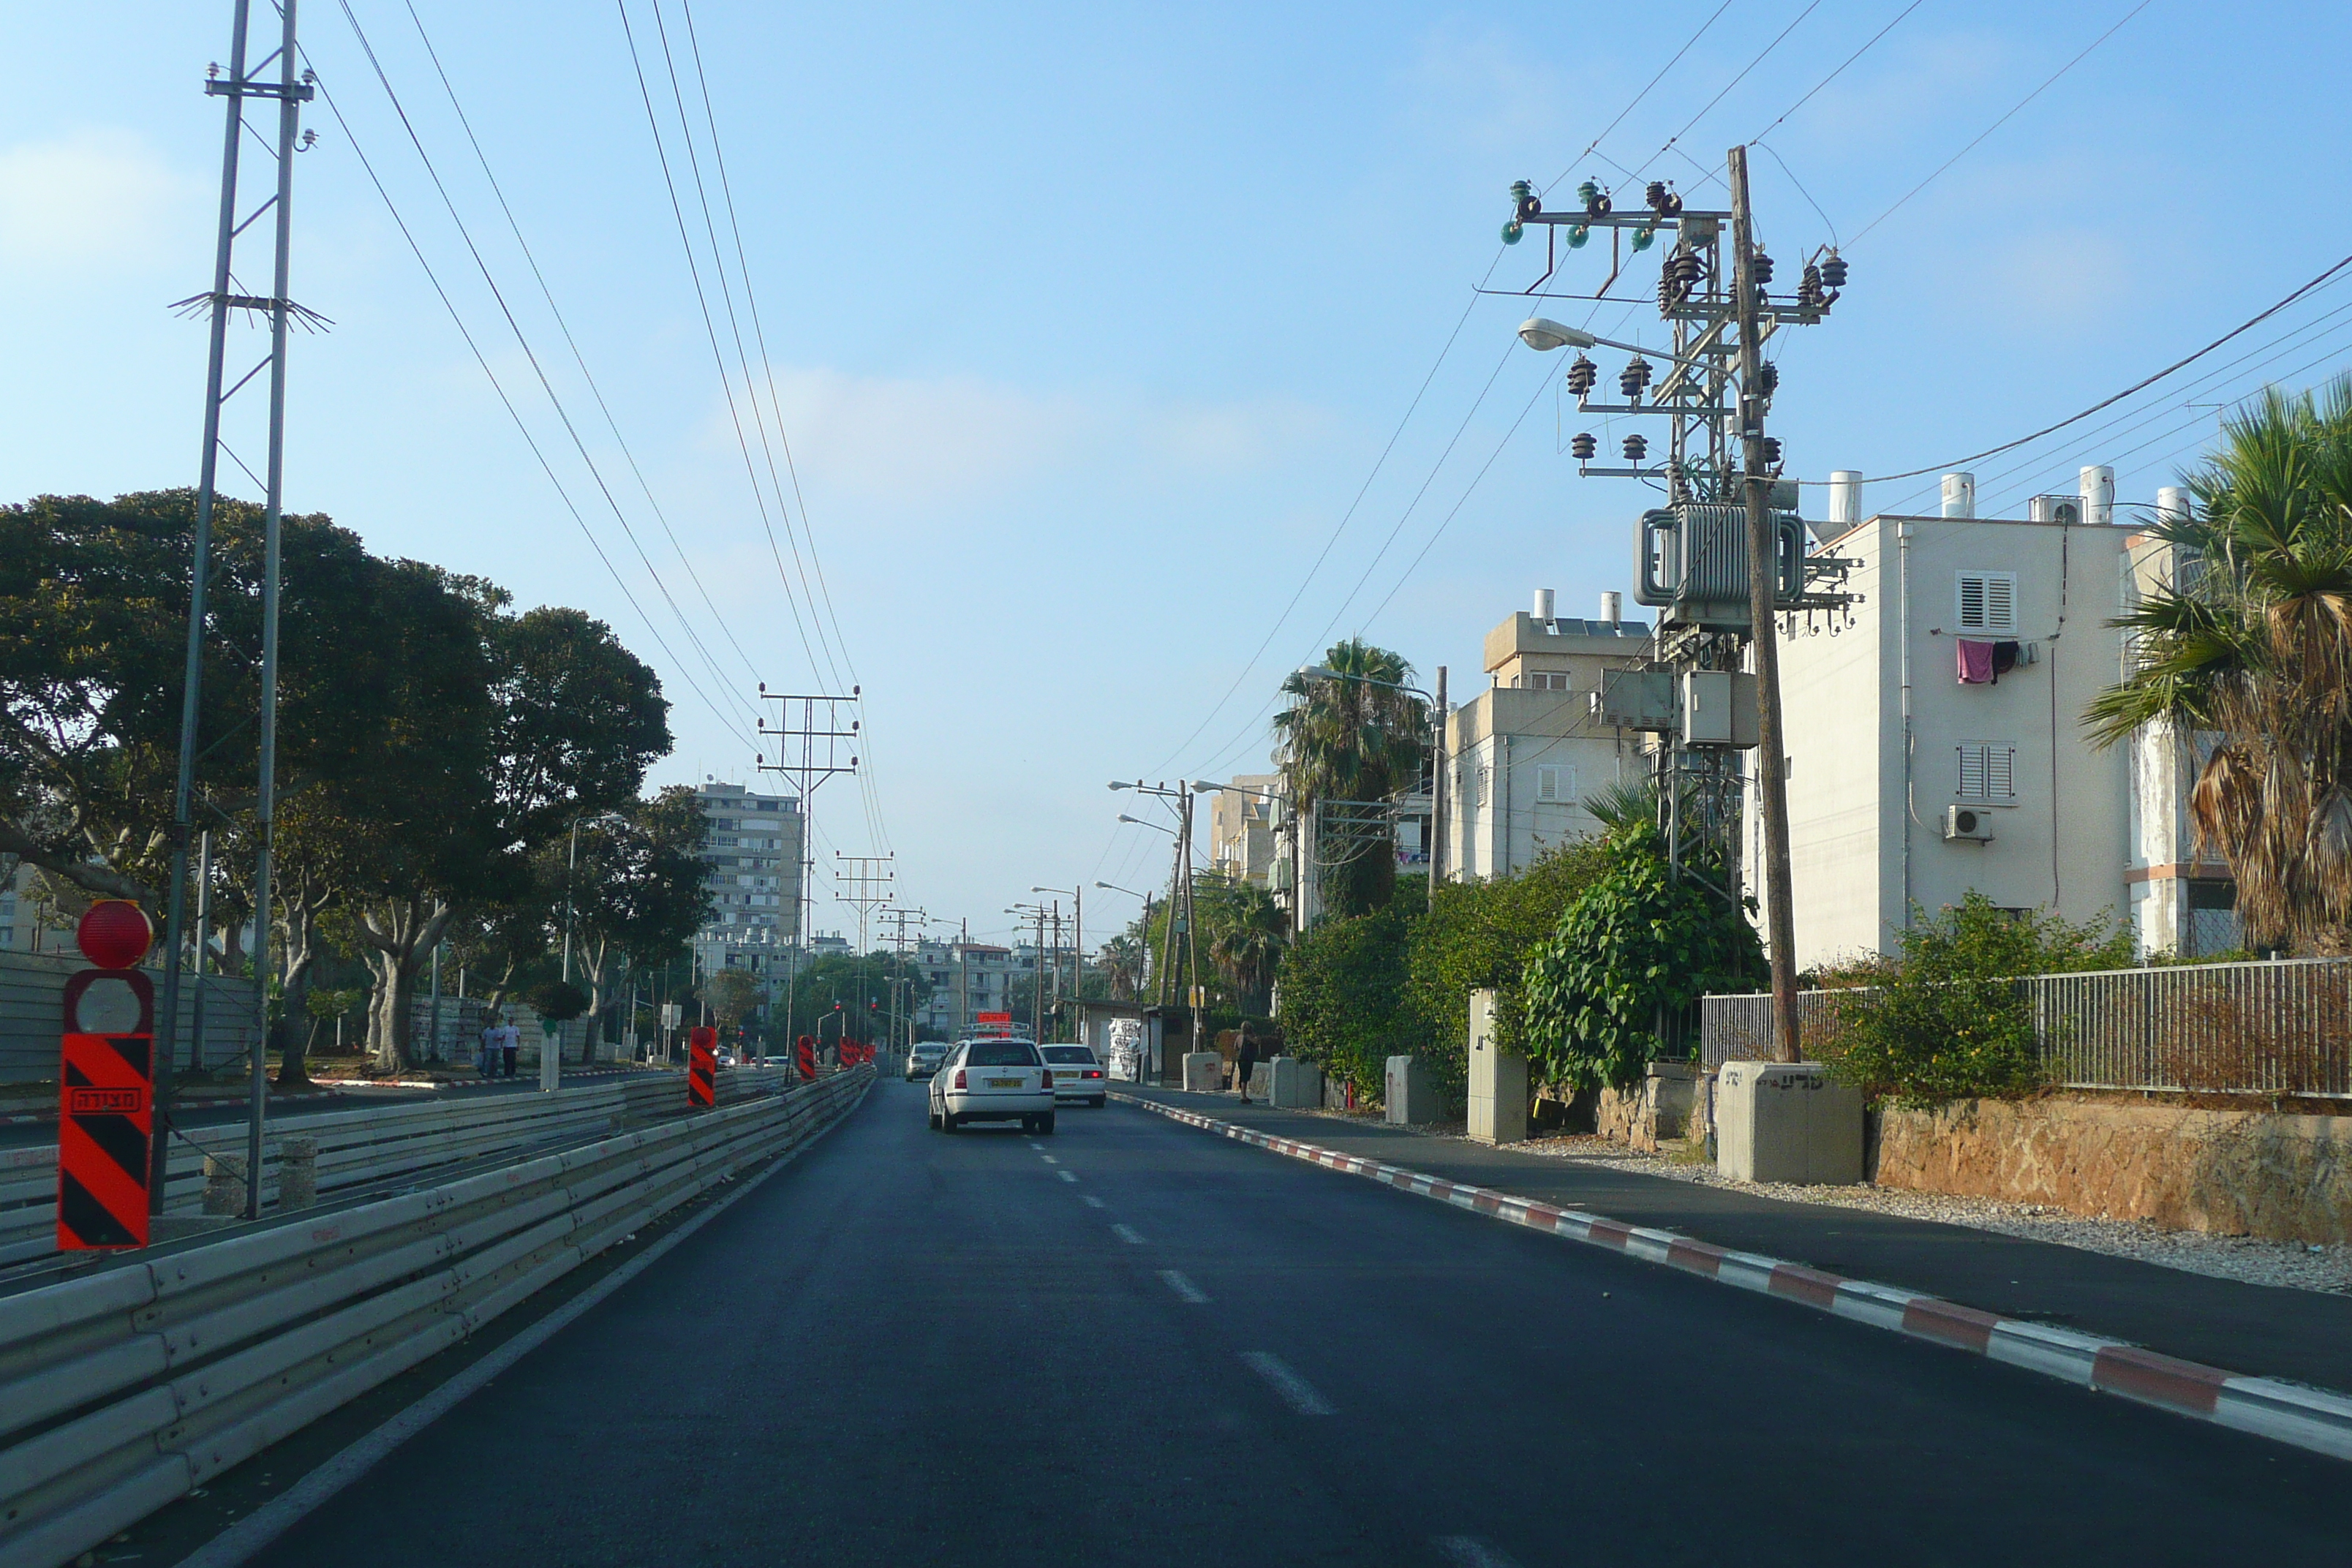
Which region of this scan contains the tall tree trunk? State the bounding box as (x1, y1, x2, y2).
(357, 895, 454, 1075)
(274, 894, 321, 1088)
(582, 935, 611, 1063)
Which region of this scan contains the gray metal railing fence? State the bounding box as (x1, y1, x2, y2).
(1700, 957, 2352, 1098)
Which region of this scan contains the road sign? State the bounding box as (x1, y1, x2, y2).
(687, 1026, 717, 1109)
(58, 900, 156, 1251)
(796, 1034, 817, 1080)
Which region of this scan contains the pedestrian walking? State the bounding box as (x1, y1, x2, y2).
(1235, 1021, 1261, 1104)
(500, 1019, 521, 1079)
(478, 1012, 501, 1079)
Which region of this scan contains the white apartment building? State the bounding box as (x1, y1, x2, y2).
(1442, 591, 1652, 882)
(911, 939, 1022, 1037)
(1763, 470, 2233, 968)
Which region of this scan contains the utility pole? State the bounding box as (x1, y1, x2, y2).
(1429, 665, 1447, 910)
(1729, 146, 1801, 1063)
(755, 687, 860, 1062)
(1180, 786, 1202, 1061)
(833, 852, 895, 1047)
(155, 1, 318, 1218)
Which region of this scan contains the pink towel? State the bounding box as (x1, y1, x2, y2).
(1956, 638, 1995, 685)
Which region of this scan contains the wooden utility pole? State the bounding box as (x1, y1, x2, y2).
(1728, 145, 1802, 1063)
(1180, 787, 1202, 1061)
(1428, 665, 1447, 911)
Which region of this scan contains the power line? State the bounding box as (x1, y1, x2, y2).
(1541, 0, 1738, 195)
(1846, 0, 2155, 249)
(395, 0, 769, 695)
(303, 61, 757, 748)
(328, 1, 763, 733)
(1849, 247, 2352, 486)
(1749, 0, 1926, 146)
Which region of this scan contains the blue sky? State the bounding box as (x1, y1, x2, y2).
(7, 1, 2352, 946)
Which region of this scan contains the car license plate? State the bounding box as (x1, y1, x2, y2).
(987, 1077, 1022, 1088)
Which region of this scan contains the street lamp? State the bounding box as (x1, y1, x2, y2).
(1117, 813, 1175, 834)
(1515, 317, 1714, 372)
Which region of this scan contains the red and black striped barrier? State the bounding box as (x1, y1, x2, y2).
(687, 1027, 717, 1109)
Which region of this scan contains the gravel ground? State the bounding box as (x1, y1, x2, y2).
(1494, 1131, 2352, 1298)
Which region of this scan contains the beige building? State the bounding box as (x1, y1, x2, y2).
(1765, 472, 2226, 968)
(1207, 774, 1281, 886)
(1442, 591, 1652, 883)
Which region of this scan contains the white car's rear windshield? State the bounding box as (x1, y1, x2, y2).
(965, 1043, 1040, 1067)
(1041, 1047, 1095, 1064)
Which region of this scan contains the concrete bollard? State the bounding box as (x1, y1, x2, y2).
(1268, 1056, 1322, 1109)
(1384, 1055, 1436, 1125)
(1183, 1052, 1225, 1093)
(277, 1136, 319, 1210)
(202, 1153, 248, 1216)
(1466, 989, 1528, 1145)
(1715, 1060, 1863, 1183)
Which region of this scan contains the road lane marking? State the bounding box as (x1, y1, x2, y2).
(1112, 1223, 1145, 1244)
(1159, 1269, 1210, 1304)
(1433, 1537, 1522, 1568)
(1082, 1195, 1107, 1209)
(1240, 1352, 1333, 1416)
(1041, 1154, 1059, 1164)
(1058, 1170, 1078, 1183)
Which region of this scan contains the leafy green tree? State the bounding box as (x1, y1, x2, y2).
(781, 951, 932, 1041)
(556, 785, 712, 1058)
(1273, 638, 1429, 918)
(1276, 902, 1414, 1096)
(1518, 821, 1766, 1093)
(1198, 874, 1287, 1014)
(1403, 840, 1610, 1102)
(702, 968, 760, 1035)
(1829, 892, 2133, 1107)
(2087, 377, 2352, 954)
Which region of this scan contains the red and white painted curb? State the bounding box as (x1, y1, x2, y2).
(1115, 1092, 2352, 1466)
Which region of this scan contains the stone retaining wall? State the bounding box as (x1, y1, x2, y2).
(1873, 1096, 2352, 1244)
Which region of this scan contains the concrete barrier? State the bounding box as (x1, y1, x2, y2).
(1466, 990, 1526, 1145)
(1183, 1052, 1225, 1093)
(1716, 1060, 1862, 1183)
(1384, 1056, 1436, 1125)
(1268, 1058, 1322, 1109)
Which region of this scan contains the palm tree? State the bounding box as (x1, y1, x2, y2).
(1207, 881, 1289, 1012)
(1273, 638, 1431, 917)
(2087, 376, 2352, 953)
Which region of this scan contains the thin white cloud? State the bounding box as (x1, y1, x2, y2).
(0, 129, 197, 277)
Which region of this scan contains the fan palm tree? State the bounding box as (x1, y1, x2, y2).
(1207, 882, 1289, 1012)
(1273, 638, 1431, 917)
(2086, 376, 2352, 953)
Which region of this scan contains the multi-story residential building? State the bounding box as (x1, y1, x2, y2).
(1207, 774, 1282, 886)
(911, 938, 1020, 1037)
(1760, 470, 2234, 968)
(1441, 590, 1653, 883)
(693, 782, 804, 946)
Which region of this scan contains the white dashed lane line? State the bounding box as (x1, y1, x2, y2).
(1081, 1195, 1106, 1209)
(1239, 1352, 1333, 1416)
(1158, 1269, 1209, 1304)
(1057, 1170, 1078, 1183)
(1040, 1155, 1058, 1164)
(1112, 1224, 1145, 1244)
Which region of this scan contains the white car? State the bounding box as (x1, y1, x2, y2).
(929, 1039, 1055, 1134)
(905, 1042, 949, 1082)
(1039, 1044, 1108, 1107)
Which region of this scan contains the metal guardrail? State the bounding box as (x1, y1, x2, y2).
(0, 1066, 870, 1568)
(0, 1066, 814, 1270)
(1700, 957, 2352, 1098)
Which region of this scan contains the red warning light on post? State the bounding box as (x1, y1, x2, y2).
(76, 901, 153, 971)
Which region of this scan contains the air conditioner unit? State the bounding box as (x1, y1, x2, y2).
(2027, 494, 2084, 526)
(1944, 804, 1996, 843)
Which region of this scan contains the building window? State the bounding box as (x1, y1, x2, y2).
(1956, 742, 2016, 799)
(1956, 570, 2017, 633)
(1535, 764, 1577, 804)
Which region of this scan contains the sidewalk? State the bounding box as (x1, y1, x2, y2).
(1123, 1086, 2352, 1398)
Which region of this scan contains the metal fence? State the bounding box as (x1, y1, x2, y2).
(1700, 957, 2352, 1098)
(0, 950, 257, 1084)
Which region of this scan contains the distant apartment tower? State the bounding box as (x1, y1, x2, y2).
(693, 782, 804, 948)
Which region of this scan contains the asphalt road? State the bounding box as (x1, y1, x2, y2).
(227, 1079, 2343, 1567)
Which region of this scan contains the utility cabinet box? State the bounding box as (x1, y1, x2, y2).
(1466, 989, 1528, 1145)
(1270, 1056, 1322, 1109)
(1715, 1060, 1863, 1183)
(1183, 1052, 1225, 1094)
(1384, 1055, 1436, 1125)
(1681, 670, 1760, 748)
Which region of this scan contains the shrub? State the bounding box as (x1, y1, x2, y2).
(529, 979, 591, 1022)
(1829, 892, 2133, 1107)
(1517, 821, 1765, 1092)
(1276, 902, 1413, 1098)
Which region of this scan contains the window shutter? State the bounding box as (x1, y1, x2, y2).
(1958, 576, 1985, 629)
(1958, 745, 1986, 798)
(1989, 746, 2014, 797)
(1957, 570, 2018, 632)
